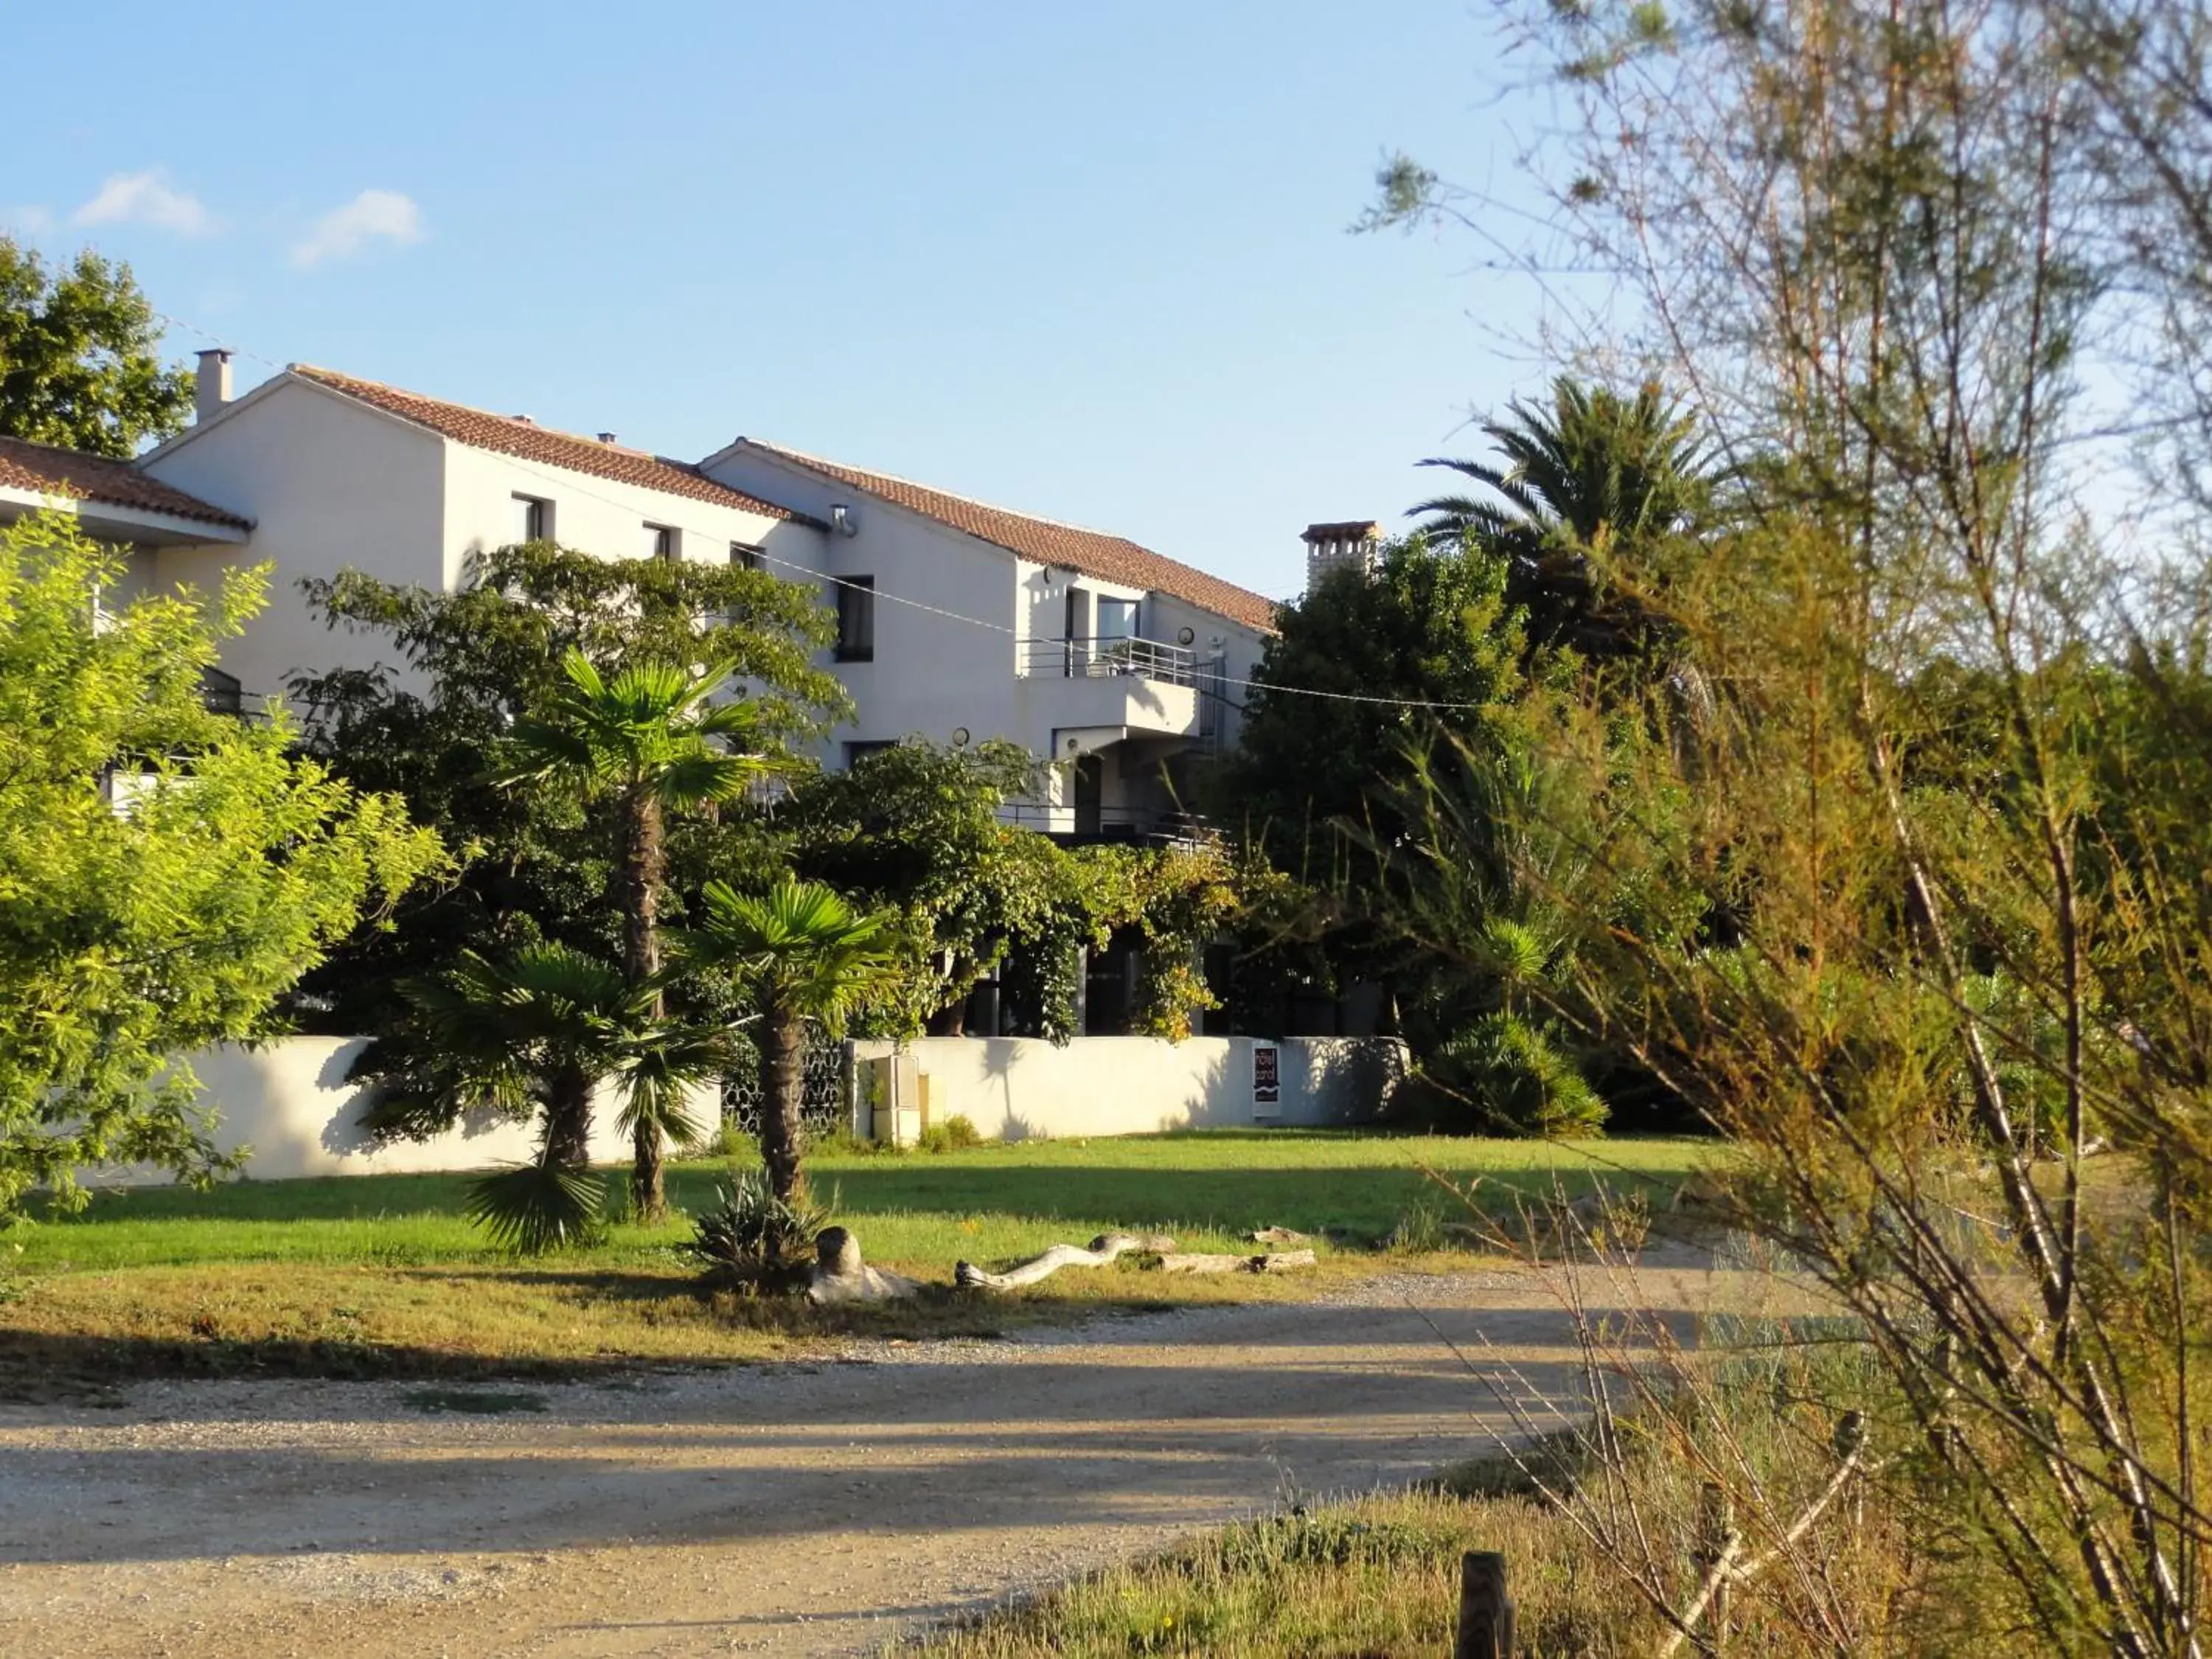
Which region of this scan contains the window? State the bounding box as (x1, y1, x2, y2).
(200, 665, 243, 718)
(729, 542, 761, 571)
(1096, 597, 1140, 640)
(512, 493, 552, 543)
(835, 576, 876, 661)
(844, 739, 896, 770)
(644, 522, 680, 563)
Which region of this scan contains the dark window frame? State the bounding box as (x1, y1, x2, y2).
(645, 522, 680, 563)
(835, 576, 876, 662)
(512, 493, 552, 543)
(730, 541, 761, 571)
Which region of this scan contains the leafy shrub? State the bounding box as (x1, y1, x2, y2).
(1387, 1198, 1450, 1253)
(709, 1120, 757, 1161)
(599, 1173, 635, 1228)
(919, 1113, 985, 1154)
(1417, 1012, 1607, 1136)
(680, 1171, 833, 1288)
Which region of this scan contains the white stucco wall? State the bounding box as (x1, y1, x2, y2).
(101, 1034, 1400, 1187)
(139, 379, 448, 706)
(1146, 588, 1270, 754)
(846, 1035, 1406, 1141)
(700, 452, 1039, 763)
(702, 443, 1276, 809)
(438, 442, 806, 590)
(105, 1039, 638, 1186)
(128, 385, 1273, 793)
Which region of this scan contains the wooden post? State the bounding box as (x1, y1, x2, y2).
(1697, 1481, 1735, 1652)
(1455, 1550, 1514, 1658)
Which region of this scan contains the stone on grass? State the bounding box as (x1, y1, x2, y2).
(806, 1226, 920, 1305)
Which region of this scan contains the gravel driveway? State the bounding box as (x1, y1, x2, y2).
(0, 1256, 1733, 1657)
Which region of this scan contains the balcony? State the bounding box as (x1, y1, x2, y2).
(1015, 635, 1210, 742)
(1018, 635, 1198, 686)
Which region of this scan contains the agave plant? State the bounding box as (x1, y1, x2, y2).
(678, 1170, 835, 1290)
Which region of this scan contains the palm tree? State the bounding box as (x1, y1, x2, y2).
(395, 942, 726, 1249)
(498, 648, 770, 1217)
(683, 878, 904, 1204)
(1411, 377, 1717, 658)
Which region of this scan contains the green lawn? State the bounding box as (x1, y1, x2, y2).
(1, 1130, 1712, 1397)
(13, 1129, 1711, 1273)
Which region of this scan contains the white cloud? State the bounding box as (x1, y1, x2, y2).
(72, 170, 217, 237)
(291, 189, 425, 269)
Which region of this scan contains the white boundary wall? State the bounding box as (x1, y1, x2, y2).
(109, 1039, 635, 1186)
(846, 1035, 1407, 1141)
(107, 1034, 1405, 1186)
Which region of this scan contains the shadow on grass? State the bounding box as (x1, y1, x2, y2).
(0, 1329, 645, 1404)
(819, 1164, 1675, 1240)
(38, 1138, 1697, 1234)
(0, 1280, 1133, 1401)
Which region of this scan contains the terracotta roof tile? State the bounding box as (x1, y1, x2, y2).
(742, 441, 1279, 633)
(291, 366, 810, 525)
(0, 435, 251, 530)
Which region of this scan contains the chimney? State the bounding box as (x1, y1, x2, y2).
(597, 431, 618, 445)
(194, 349, 234, 424)
(1301, 520, 1382, 592)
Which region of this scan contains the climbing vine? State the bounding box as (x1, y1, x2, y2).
(995, 836, 1244, 1043)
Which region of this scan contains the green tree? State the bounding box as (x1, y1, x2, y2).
(1206, 537, 1531, 1082)
(288, 540, 844, 1034)
(1379, 0, 2212, 1640)
(497, 650, 771, 1217)
(684, 879, 902, 1204)
(380, 942, 726, 1250)
(775, 738, 1061, 1032)
(1411, 376, 1717, 660)
(0, 239, 195, 457)
(1213, 537, 1523, 872)
(0, 515, 443, 1217)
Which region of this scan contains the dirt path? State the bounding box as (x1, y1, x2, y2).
(0, 1256, 1748, 1658)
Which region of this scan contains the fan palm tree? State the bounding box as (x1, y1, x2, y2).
(396, 942, 727, 1250)
(1411, 377, 1717, 658)
(683, 878, 905, 1204)
(497, 648, 771, 1217)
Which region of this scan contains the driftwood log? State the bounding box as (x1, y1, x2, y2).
(958, 1234, 1318, 1289)
(807, 1227, 922, 1304)
(956, 1232, 1175, 1291)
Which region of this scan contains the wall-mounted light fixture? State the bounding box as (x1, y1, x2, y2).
(950, 726, 970, 748)
(1176, 625, 1195, 646)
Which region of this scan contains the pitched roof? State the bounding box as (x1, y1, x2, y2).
(742, 440, 1280, 633)
(290, 365, 810, 525)
(0, 434, 252, 530)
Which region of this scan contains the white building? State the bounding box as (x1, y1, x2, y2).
(0, 352, 1280, 840)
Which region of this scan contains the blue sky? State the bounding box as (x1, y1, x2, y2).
(5, 1, 1558, 600)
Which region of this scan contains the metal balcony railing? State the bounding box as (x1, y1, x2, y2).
(1018, 634, 1198, 687)
(996, 801, 1214, 846)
